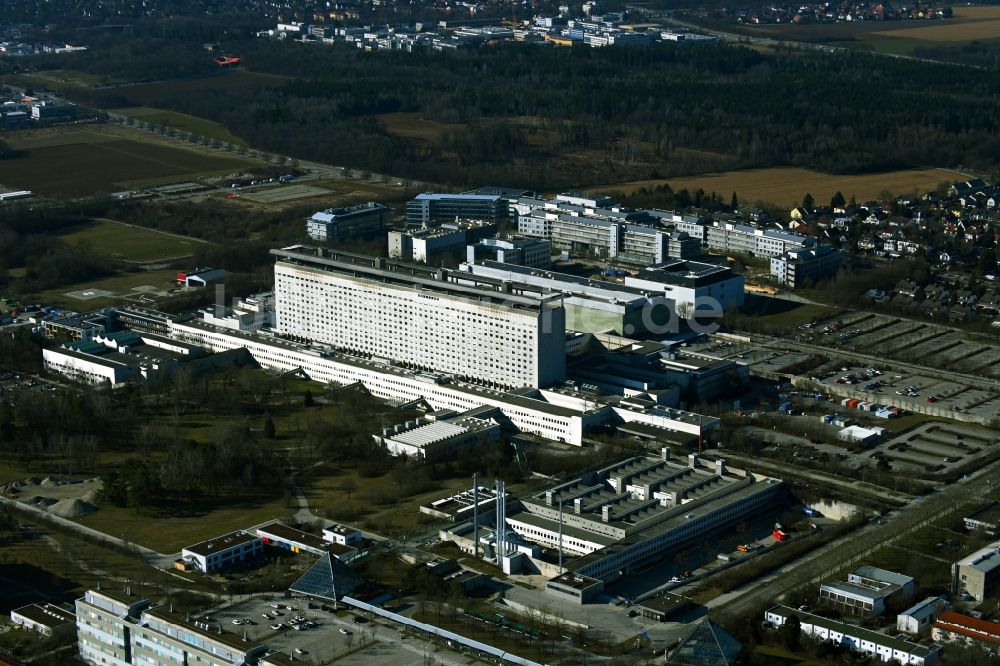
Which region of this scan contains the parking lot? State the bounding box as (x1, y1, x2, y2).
(208, 595, 477, 665)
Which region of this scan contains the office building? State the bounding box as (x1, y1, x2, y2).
(132, 606, 266, 666)
(179, 531, 264, 573)
(771, 246, 845, 288)
(459, 259, 743, 335)
(10, 603, 75, 637)
(818, 566, 914, 618)
(406, 192, 506, 227)
(201, 292, 275, 332)
(305, 202, 391, 242)
(76, 588, 151, 666)
(952, 542, 1000, 601)
(898, 597, 948, 636)
(467, 237, 552, 269)
(704, 221, 815, 258)
(932, 611, 1000, 649)
(505, 451, 783, 583)
(272, 246, 566, 388)
(963, 502, 1000, 536)
(765, 606, 940, 665)
(373, 406, 506, 460)
(388, 220, 496, 263)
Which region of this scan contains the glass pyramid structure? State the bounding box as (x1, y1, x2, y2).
(288, 553, 363, 602)
(666, 619, 744, 666)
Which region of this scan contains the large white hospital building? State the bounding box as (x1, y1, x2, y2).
(271, 246, 566, 389)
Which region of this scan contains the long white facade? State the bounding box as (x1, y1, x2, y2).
(273, 247, 566, 389)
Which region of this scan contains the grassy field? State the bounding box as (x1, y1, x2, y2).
(75, 493, 292, 552)
(0, 126, 254, 196)
(377, 112, 464, 142)
(118, 71, 288, 107)
(742, 7, 1000, 54)
(30, 267, 180, 310)
(592, 166, 960, 207)
(60, 218, 209, 263)
(116, 106, 247, 146)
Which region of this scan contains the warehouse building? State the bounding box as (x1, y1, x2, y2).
(898, 597, 948, 636)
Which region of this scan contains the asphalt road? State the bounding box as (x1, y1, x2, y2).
(710, 455, 1000, 622)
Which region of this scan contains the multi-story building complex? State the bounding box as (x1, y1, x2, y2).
(272, 246, 566, 388)
(459, 258, 743, 334)
(388, 220, 496, 263)
(77, 588, 266, 666)
(953, 542, 1000, 602)
(467, 237, 552, 268)
(305, 202, 391, 242)
(406, 192, 507, 228)
(179, 531, 264, 573)
(765, 606, 940, 665)
(684, 221, 815, 258)
(201, 292, 276, 332)
(500, 451, 783, 583)
(76, 588, 151, 666)
(770, 246, 845, 288)
(818, 566, 914, 618)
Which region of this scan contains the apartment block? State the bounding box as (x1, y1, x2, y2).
(771, 246, 845, 288)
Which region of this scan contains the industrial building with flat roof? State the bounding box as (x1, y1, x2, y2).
(765, 606, 940, 665)
(305, 201, 391, 242)
(10, 603, 75, 637)
(506, 450, 783, 583)
(373, 406, 507, 460)
(272, 245, 566, 389)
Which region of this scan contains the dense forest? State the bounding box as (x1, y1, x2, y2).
(22, 26, 1000, 189)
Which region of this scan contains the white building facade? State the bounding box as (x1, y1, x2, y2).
(272, 246, 566, 389)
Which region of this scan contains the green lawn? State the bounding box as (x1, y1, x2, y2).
(75, 492, 294, 553)
(118, 106, 248, 146)
(60, 219, 209, 263)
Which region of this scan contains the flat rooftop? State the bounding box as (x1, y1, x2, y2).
(12, 603, 75, 627)
(549, 571, 602, 590)
(182, 531, 260, 557)
(257, 522, 329, 551)
(636, 592, 689, 615)
(956, 543, 1000, 573)
(768, 606, 936, 657)
(272, 246, 552, 312)
(821, 580, 896, 601)
(143, 606, 264, 653)
(966, 502, 1000, 526)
